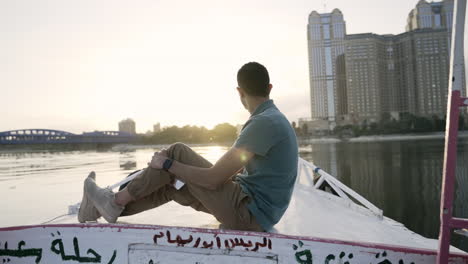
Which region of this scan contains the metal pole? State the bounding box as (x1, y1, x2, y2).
(436, 0, 466, 263)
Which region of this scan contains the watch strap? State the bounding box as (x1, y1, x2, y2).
(163, 158, 174, 171)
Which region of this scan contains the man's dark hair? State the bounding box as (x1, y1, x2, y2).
(237, 62, 270, 97)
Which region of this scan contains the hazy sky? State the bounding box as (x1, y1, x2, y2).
(0, 0, 448, 133)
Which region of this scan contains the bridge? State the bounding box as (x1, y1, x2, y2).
(0, 129, 137, 145)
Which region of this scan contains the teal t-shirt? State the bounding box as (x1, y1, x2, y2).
(234, 99, 298, 231)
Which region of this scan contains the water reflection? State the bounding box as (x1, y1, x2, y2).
(119, 152, 137, 170)
(0, 143, 467, 251)
(300, 139, 468, 251)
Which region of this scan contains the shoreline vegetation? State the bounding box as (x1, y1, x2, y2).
(1, 131, 468, 153)
(137, 123, 238, 145)
(298, 131, 468, 144)
(0, 123, 239, 152)
(2, 120, 468, 152)
(294, 113, 468, 143)
(139, 115, 468, 145)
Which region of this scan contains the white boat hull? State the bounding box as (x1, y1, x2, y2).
(1, 223, 468, 264)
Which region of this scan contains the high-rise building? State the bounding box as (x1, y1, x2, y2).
(406, 0, 454, 32)
(403, 29, 452, 116)
(345, 34, 397, 123)
(307, 9, 347, 130)
(405, 0, 457, 117)
(307, 0, 463, 128)
(119, 118, 136, 135)
(345, 28, 452, 121)
(153, 123, 161, 134)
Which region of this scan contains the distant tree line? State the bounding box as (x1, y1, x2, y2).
(333, 113, 466, 137)
(137, 123, 238, 144)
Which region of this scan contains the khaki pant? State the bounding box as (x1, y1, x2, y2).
(120, 143, 263, 232)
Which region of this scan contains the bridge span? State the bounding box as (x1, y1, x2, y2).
(0, 129, 136, 145)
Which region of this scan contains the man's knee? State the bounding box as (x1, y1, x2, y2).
(169, 142, 187, 149)
(167, 142, 191, 157)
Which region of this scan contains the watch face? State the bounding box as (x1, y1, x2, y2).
(163, 158, 173, 170)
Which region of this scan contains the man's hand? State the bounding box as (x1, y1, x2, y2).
(149, 149, 168, 169)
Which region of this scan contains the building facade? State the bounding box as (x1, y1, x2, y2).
(307, 0, 463, 128)
(119, 118, 136, 135)
(344, 34, 398, 123)
(405, 29, 452, 116)
(307, 9, 347, 130)
(406, 0, 454, 33)
(344, 28, 452, 122)
(153, 123, 161, 134)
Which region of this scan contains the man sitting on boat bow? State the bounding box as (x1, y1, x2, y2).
(78, 62, 298, 232)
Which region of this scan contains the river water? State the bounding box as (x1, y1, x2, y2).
(0, 140, 467, 251)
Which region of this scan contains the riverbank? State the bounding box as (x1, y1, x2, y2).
(0, 142, 235, 153)
(298, 131, 468, 144)
(4, 132, 468, 151)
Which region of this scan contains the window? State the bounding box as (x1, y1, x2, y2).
(321, 17, 330, 23)
(323, 24, 330, 40)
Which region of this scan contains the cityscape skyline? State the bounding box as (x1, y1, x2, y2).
(2, 0, 468, 134)
(307, 0, 467, 131)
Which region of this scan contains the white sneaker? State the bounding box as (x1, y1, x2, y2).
(78, 172, 101, 223)
(85, 176, 124, 223)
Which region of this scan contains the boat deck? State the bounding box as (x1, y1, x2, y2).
(53, 182, 466, 254)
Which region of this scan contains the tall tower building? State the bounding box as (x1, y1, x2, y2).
(404, 29, 451, 116)
(153, 123, 161, 134)
(345, 29, 452, 121)
(119, 118, 136, 135)
(307, 9, 347, 130)
(345, 34, 399, 123)
(406, 0, 454, 32)
(404, 0, 459, 116)
(305, 0, 463, 129)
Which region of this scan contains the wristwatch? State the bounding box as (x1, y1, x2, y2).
(163, 158, 174, 171)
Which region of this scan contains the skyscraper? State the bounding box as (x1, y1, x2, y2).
(119, 118, 136, 135)
(404, 29, 451, 116)
(405, 0, 460, 116)
(344, 34, 398, 123)
(307, 9, 347, 130)
(406, 0, 454, 32)
(306, 0, 463, 129)
(153, 123, 161, 134)
(344, 28, 452, 121)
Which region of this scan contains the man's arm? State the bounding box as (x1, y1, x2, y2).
(150, 147, 254, 190)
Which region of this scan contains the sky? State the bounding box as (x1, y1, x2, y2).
(0, 0, 455, 133)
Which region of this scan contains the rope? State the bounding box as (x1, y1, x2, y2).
(40, 213, 73, 224)
(39, 201, 82, 224)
